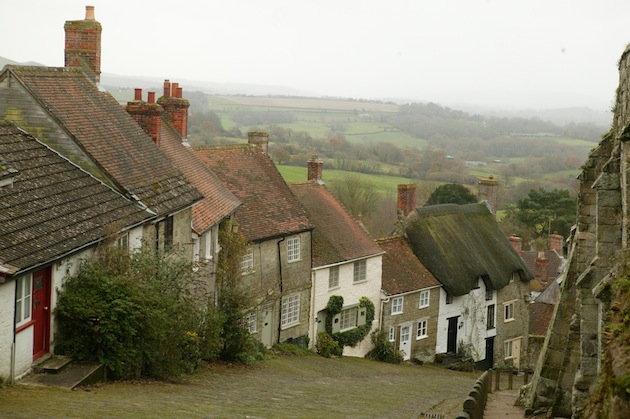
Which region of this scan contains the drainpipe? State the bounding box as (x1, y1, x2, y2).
(11, 278, 17, 384)
(380, 296, 390, 336)
(276, 237, 285, 344)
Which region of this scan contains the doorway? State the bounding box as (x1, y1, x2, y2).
(447, 316, 459, 354)
(32, 267, 51, 360)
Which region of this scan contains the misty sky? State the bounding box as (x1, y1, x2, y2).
(2, 0, 629, 111)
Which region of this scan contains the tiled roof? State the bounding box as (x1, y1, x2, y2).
(289, 181, 383, 267)
(521, 249, 565, 282)
(530, 301, 555, 336)
(3, 66, 201, 216)
(405, 203, 534, 297)
(194, 144, 312, 242)
(158, 123, 240, 233)
(0, 122, 151, 273)
(376, 236, 440, 295)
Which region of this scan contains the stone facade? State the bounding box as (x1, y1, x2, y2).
(381, 286, 440, 362)
(495, 274, 531, 369)
(525, 44, 629, 417)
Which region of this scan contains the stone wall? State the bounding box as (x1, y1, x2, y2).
(524, 44, 630, 418)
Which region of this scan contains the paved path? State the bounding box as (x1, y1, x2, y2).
(484, 388, 526, 418)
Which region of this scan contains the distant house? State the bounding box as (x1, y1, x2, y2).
(404, 202, 533, 369)
(376, 235, 441, 362)
(289, 156, 383, 357)
(0, 122, 152, 382)
(194, 135, 313, 347)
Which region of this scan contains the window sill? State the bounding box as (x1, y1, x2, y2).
(504, 318, 515, 323)
(287, 259, 301, 264)
(328, 285, 340, 291)
(16, 319, 35, 334)
(281, 321, 299, 330)
(416, 335, 428, 341)
(353, 279, 368, 285)
(418, 305, 429, 309)
(391, 312, 403, 316)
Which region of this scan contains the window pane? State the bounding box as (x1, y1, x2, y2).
(287, 237, 300, 262)
(329, 266, 339, 289)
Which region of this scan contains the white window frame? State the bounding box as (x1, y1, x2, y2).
(504, 339, 514, 359)
(204, 230, 213, 261)
(287, 236, 301, 262)
(328, 265, 339, 289)
(419, 290, 430, 308)
(15, 275, 32, 327)
(416, 318, 428, 340)
(391, 296, 404, 315)
(353, 259, 367, 283)
(504, 300, 516, 322)
(116, 232, 129, 250)
(244, 311, 257, 333)
(339, 306, 358, 331)
(281, 293, 300, 328)
(388, 326, 395, 342)
(192, 235, 200, 264)
(241, 247, 254, 274)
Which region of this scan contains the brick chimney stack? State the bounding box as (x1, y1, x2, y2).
(397, 184, 417, 217)
(478, 176, 500, 219)
(307, 154, 323, 181)
(64, 5, 102, 83)
(157, 80, 190, 140)
(126, 88, 164, 145)
(549, 231, 564, 254)
(248, 132, 269, 154)
(536, 251, 550, 283)
(509, 235, 523, 256)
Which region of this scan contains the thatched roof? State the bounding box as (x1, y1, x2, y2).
(405, 203, 533, 297)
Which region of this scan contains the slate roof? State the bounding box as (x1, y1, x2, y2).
(158, 122, 240, 233)
(2, 66, 201, 216)
(0, 122, 151, 274)
(288, 181, 383, 267)
(405, 203, 534, 297)
(194, 144, 312, 242)
(376, 236, 440, 296)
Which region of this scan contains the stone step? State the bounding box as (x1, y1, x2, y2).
(37, 355, 72, 374)
(22, 362, 105, 389)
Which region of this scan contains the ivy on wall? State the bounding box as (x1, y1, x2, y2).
(324, 295, 375, 348)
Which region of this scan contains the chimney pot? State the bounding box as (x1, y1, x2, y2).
(147, 91, 155, 104)
(163, 80, 171, 97)
(247, 132, 269, 154)
(171, 82, 179, 97)
(134, 88, 142, 101)
(176, 87, 183, 98)
(85, 5, 95, 20)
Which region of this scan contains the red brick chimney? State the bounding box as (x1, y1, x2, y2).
(549, 231, 564, 254)
(509, 235, 522, 256)
(478, 176, 499, 219)
(126, 88, 164, 145)
(397, 184, 417, 217)
(157, 80, 190, 140)
(307, 154, 323, 181)
(535, 251, 550, 283)
(248, 132, 269, 154)
(64, 6, 102, 83)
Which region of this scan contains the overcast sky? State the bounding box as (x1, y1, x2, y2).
(2, 0, 629, 110)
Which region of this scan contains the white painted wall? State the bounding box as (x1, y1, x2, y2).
(309, 255, 382, 357)
(0, 279, 16, 381)
(435, 281, 497, 362)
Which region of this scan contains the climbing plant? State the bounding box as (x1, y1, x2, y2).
(323, 295, 375, 348)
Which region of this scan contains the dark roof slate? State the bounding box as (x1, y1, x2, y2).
(194, 144, 312, 242)
(405, 203, 534, 297)
(376, 236, 440, 295)
(158, 122, 240, 233)
(289, 181, 383, 267)
(4, 66, 201, 216)
(0, 122, 151, 273)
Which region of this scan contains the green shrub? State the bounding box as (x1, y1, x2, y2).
(366, 329, 403, 364)
(55, 244, 204, 380)
(316, 332, 341, 358)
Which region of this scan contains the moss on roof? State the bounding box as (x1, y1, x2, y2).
(405, 203, 533, 297)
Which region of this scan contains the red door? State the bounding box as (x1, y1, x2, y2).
(32, 267, 51, 360)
